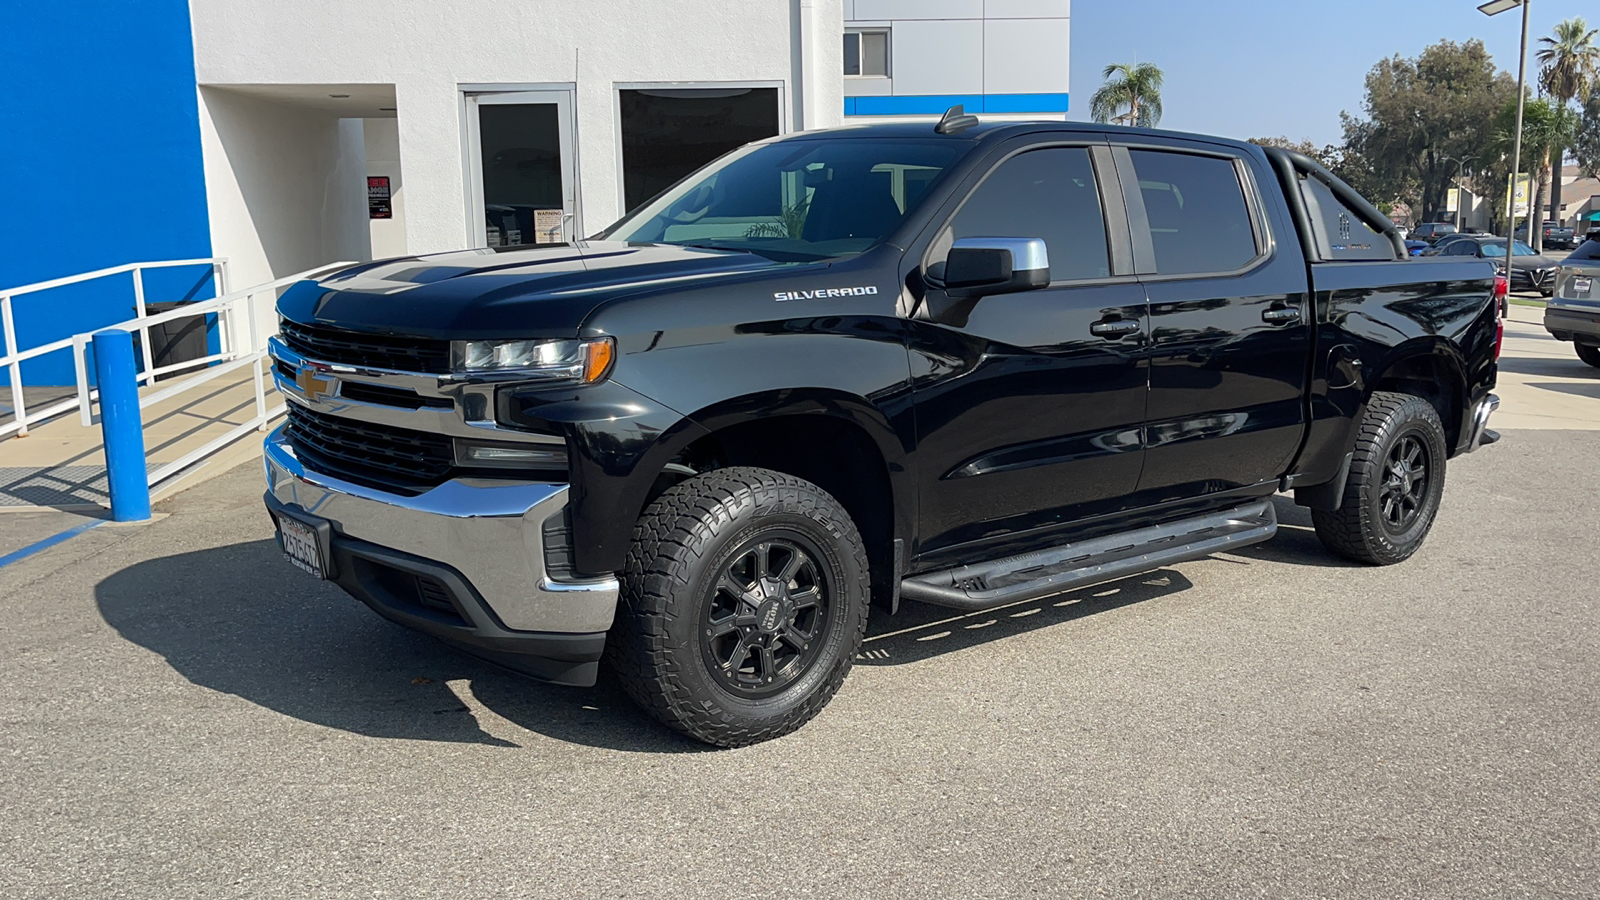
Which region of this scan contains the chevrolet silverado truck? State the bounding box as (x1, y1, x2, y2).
(264, 111, 1503, 747)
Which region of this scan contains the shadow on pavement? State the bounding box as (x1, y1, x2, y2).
(97, 510, 1346, 748)
(1529, 379, 1600, 400)
(95, 538, 704, 754)
(1226, 496, 1363, 569)
(860, 569, 1193, 666)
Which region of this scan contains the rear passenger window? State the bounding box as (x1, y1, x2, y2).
(943, 147, 1111, 282)
(1128, 150, 1261, 275)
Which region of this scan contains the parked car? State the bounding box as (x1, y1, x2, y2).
(1433, 235, 1562, 295)
(1405, 239, 1429, 257)
(263, 119, 1503, 747)
(1411, 222, 1460, 244)
(1419, 232, 1477, 256)
(1547, 237, 1600, 368)
(1515, 221, 1578, 251)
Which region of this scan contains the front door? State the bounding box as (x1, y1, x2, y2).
(906, 144, 1150, 564)
(465, 90, 576, 248)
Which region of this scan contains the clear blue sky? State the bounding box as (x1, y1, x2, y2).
(1069, 0, 1590, 145)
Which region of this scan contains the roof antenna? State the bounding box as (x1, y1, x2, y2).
(935, 104, 979, 135)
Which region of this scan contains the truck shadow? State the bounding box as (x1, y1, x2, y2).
(94, 538, 706, 754)
(1224, 496, 1364, 569)
(860, 569, 1192, 667)
(95, 521, 1339, 751)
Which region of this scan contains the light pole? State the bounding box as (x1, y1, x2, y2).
(1481, 0, 1530, 278)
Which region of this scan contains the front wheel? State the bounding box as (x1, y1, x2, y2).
(607, 467, 869, 747)
(1312, 392, 1449, 565)
(1577, 341, 1600, 369)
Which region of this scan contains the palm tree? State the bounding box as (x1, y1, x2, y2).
(1536, 18, 1600, 241)
(1090, 63, 1164, 128)
(1486, 97, 1577, 249)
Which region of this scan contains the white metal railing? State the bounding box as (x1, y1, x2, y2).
(1, 258, 225, 439)
(2, 259, 354, 488)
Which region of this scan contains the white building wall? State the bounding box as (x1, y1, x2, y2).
(363, 118, 407, 260)
(845, 0, 1068, 117)
(197, 87, 370, 339)
(191, 0, 843, 262)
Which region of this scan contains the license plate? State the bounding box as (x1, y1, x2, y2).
(1575, 277, 1592, 294)
(277, 514, 326, 580)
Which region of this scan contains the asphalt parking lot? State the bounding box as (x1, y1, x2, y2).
(2, 309, 1597, 899)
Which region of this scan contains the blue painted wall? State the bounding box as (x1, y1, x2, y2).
(0, 1, 213, 387)
(845, 93, 1070, 116)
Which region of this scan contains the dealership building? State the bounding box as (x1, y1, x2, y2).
(2, 1, 1070, 385)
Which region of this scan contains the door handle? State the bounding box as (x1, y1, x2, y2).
(1090, 318, 1141, 338)
(1262, 306, 1302, 324)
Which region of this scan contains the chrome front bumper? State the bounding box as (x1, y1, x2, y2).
(263, 426, 618, 634)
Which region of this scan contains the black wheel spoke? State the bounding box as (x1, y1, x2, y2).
(700, 534, 832, 698)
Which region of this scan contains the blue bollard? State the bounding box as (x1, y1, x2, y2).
(92, 329, 151, 522)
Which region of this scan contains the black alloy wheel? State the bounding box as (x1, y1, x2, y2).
(1378, 434, 1430, 534)
(608, 467, 869, 747)
(1311, 391, 1449, 565)
(701, 536, 832, 699)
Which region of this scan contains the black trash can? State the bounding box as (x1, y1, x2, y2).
(134, 302, 210, 381)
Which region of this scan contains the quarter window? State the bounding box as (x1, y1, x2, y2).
(941, 147, 1111, 282)
(1128, 150, 1261, 275)
(845, 31, 890, 78)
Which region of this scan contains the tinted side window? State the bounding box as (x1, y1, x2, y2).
(945, 147, 1111, 281)
(1128, 150, 1260, 275)
(1447, 242, 1476, 257)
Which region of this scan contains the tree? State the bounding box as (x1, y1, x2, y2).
(1572, 92, 1600, 176)
(1340, 40, 1516, 222)
(1537, 18, 1600, 230)
(1090, 63, 1164, 128)
(1481, 97, 1577, 247)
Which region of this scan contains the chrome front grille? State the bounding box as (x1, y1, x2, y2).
(285, 404, 455, 494)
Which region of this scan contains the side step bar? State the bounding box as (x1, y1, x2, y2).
(899, 500, 1278, 611)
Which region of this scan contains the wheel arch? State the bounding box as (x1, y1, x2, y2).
(1365, 338, 1471, 453)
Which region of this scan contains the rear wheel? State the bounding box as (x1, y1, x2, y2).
(1577, 341, 1600, 369)
(607, 467, 869, 747)
(1312, 392, 1449, 565)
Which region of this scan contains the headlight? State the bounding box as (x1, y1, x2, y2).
(450, 337, 615, 383)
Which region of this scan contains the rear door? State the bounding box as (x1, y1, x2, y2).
(1113, 141, 1312, 506)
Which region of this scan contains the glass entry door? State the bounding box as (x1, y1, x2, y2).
(466, 90, 575, 247)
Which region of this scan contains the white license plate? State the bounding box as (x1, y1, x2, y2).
(277, 515, 326, 580)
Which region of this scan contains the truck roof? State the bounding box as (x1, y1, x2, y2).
(780, 119, 1260, 154)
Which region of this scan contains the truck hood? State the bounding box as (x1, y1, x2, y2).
(275, 242, 798, 339)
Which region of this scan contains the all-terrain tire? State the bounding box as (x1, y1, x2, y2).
(606, 467, 870, 747)
(1312, 392, 1449, 566)
(1576, 341, 1600, 369)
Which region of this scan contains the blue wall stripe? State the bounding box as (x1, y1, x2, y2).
(846, 93, 1071, 116)
(0, 519, 105, 570)
(1, 1, 213, 387)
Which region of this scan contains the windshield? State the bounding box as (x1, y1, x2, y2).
(600, 139, 964, 260)
(1482, 240, 1539, 258)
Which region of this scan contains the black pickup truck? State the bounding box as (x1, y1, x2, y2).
(265, 114, 1502, 747)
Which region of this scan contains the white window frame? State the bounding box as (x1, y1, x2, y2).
(458, 83, 581, 248)
(845, 28, 891, 79)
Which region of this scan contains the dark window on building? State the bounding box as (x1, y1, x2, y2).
(1128, 150, 1260, 275)
(618, 88, 781, 214)
(941, 147, 1111, 282)
(844, 31, 889, 77)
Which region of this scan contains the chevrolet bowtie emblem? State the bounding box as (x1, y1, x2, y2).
(294, 367, 335, 401)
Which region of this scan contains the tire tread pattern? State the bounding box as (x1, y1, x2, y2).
(606, 467, 869, 748)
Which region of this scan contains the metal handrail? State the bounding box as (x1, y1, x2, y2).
(3, 260, 354, 499)
(2, 257, 227, 437)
